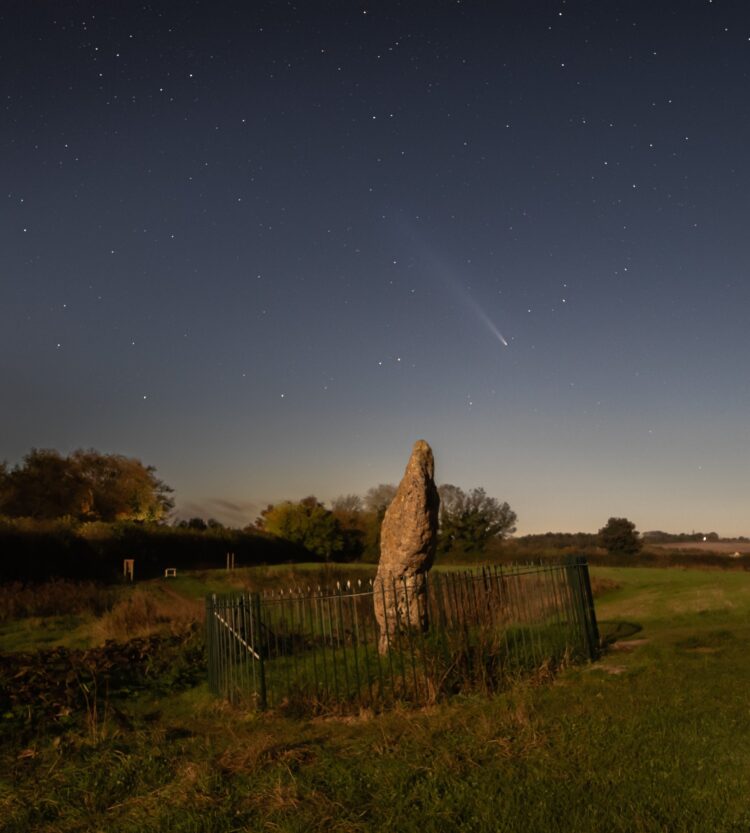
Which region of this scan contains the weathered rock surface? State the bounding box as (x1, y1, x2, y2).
(374, 439, 440, 654)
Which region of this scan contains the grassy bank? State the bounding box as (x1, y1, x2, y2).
(3, 565, 750, 831)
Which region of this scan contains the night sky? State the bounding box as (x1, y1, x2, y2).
(4, 1, 750, 535)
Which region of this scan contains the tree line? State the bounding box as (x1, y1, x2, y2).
(0, 448, 518, 565)
(255, 483, 517, 562)
(2, 447, 653, 578)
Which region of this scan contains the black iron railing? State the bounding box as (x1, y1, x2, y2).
(206, 557, 599, 710)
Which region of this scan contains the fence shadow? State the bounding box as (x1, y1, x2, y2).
(598, 620, 643, 647)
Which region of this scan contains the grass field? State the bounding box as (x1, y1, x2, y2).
(3, 563, 750, 832)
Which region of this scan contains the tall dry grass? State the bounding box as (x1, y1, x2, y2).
(0, 580, 117, 623)
(93, 588, 203, 641)
(589, 575, 621, 596)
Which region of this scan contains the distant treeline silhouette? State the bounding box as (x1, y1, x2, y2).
(3, 515, 750, 583)
(0, 518, 315, 583)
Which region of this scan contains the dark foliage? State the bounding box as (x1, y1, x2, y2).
(0, 519, 316, 583)
(0, 579, 117, 622)
(0, 630, 205, 744)
(598, 517, 642, 556)
(516, 531, 599, 549)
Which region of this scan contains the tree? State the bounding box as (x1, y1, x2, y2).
(363, 483, 397, 513)
(181, 517, 208, 530)
(331, 494, 363, 515)
(330, 494, 364, 532)
(598, 517, 642, 555)
(438, 485, 517, 554)
(257, 496, 344, 561)
(0, 448, 173, 522)
(437, 484, 464, 518)
(0, 449, 87, 519)
(359, 484, 398, 562)
(70, 449, 173, 521)
(330, 494, 366, 560)
(0, 462, 8, 514)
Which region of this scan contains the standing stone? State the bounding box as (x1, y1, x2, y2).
(374, 440, 440, 654)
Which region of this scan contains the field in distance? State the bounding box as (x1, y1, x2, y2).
(652, 540, 750, 554)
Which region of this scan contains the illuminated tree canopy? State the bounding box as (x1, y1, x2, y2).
(0, 448, 174, 522)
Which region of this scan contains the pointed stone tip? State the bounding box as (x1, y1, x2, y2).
(408, 439, 434, 479)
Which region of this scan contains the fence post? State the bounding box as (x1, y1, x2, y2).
(576, 556, 601, 660)
(565, 556, 600, 661)
(205, 595, 215, 694)
(251, 592, 268, 709)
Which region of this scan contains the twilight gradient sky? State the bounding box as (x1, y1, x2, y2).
(3, 1, 750, 535)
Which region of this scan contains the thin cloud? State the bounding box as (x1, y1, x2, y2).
(174, 498, 260, 528)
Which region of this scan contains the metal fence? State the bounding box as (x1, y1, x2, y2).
(205, 557, 599, 711)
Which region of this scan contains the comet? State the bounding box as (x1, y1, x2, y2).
(451, 278, 509, 347)
(471, 299, 509, 347)
(393, 219, 510, 348)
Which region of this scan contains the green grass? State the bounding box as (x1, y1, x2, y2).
(0, 614, 96, 652)
(4, 565, 750, 831)
(591, 564, 750, 636)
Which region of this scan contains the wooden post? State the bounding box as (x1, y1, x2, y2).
(123, 559, 134, 581)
